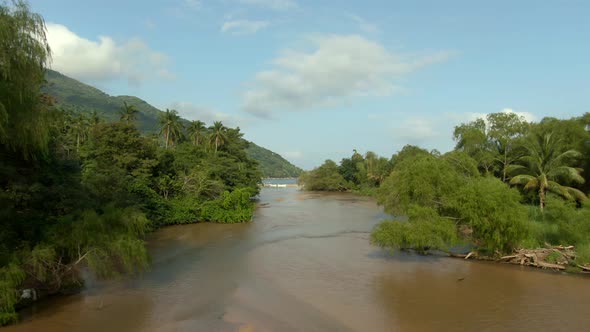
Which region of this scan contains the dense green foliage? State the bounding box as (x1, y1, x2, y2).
(305, 111, 590, 262)
(43, 69, 302, 178)
(0, 2, 261, 324)
(299, 150, 392, 193)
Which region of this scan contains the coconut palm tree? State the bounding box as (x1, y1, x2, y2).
(90, 111, 101, 126)
(159, 109, 184, 149)
(509, 132, 587, 210)
(72, 114, 89, 153)
(187, 120, 206, 146)
(119, 102, 139, 124)
(209, 121, 227, 153)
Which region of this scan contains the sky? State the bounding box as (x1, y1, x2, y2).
(29, 0, 590, 169)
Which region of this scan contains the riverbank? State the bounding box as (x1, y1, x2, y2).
(300, 186, 590, 275)
(452, 246, 590, 274)
(6, 188, 590, 331)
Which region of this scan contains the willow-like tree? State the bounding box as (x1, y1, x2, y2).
(119, 101, 139, 124)
(158, 109, 184, 149)
(0, 0, 52, 158)
(187, 120, 206, 146)
(509, 132, 587, 210)
(209, 121, 226, 153)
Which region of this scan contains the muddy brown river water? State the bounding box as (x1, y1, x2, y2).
(5, 188, 590, 331)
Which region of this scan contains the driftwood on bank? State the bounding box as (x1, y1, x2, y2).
(498, 245, 577, 271)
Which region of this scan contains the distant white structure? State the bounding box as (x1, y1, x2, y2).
(262, 183, 299, 188)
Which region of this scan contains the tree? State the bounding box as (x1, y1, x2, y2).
(0, 0, 52, 158)
(119, 101, 139, 124)
(509, 132, 587, 210)
(187, 120, 206, 146)
(453, 112, 529, 181)
(90, 110, 101, 125)
(453, 118, 497, 175)
(159, 109, 184, 149)
(209, 121, 227, 153)
(487, 112, 529, 182)
(300, 160, 349, 191)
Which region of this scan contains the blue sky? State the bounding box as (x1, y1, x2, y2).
(30, 0, 590, 169)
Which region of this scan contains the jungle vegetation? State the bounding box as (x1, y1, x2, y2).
(0, 1, 261, 324)
(300, 112, 590, 267)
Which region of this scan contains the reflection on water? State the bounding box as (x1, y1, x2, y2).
(5, 188, 590, 332)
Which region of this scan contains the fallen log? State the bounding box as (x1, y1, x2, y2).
(536, 261, 566, 270)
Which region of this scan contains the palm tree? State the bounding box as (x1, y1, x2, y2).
(209, 121, 227, 153)
(187, 120, 206, 146)
(509, 132, 587, 210)
(119, 102, 139, 124)
(159, 109, 184, 149)
(90, 111, 101, 126)
(72, 114, 89, 153)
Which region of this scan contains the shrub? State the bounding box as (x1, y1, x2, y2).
(200, 188, 255, 223)
(371, 206, 458, 253)
(448, 177, 530, 254)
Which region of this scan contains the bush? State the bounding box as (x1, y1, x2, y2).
(377, 154, 468, 215)
(371, 206, 458, 253)
(199, 188, 255, 223)
(0, 264, 25, 326)
(300, 160, 350, 191)
(164, 196, 201, 225)
(448, 177, 530, 254)
(575, 243, 590, 265)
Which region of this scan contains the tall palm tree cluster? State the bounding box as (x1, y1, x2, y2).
(119, 103, 230, 152)
(509, 133, 586, 210)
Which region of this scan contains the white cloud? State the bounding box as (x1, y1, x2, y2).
(392, 117, 440, 145)
(500, 108, 536, 122)
(170, 102, 244, 128)
(46, 23, 173, 84)
(221, 20, 270, 35)
(455, 108, 536, 124)
(347, 14, 380, 34)
(237, 0, 297, 10)
(242, 34, 452, 117)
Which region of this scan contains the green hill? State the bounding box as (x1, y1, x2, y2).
(43, 70, 163, 132)
(246, 143, 302, 178)
(42, 69, 302, 178)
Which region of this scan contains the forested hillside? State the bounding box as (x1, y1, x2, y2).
(246, 143, 302, 178)
(42, 69, 302, 177)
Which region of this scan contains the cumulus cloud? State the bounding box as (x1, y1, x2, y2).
(221, 20, 270, 35)
(237, 0, 297, 10)
(242, 34, 452, 117)
(457, 108, 537, 124)
(170, 102, 244, 128)
(46, 23, 173, 84)
(392, 117, 441, 145)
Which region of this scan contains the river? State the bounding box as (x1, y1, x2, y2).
(5, 187, 590, 331)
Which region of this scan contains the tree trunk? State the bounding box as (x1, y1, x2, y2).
(539, 186, 546, 211)
(165, 127, 169, 149)
(502, 151, 508, 182)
